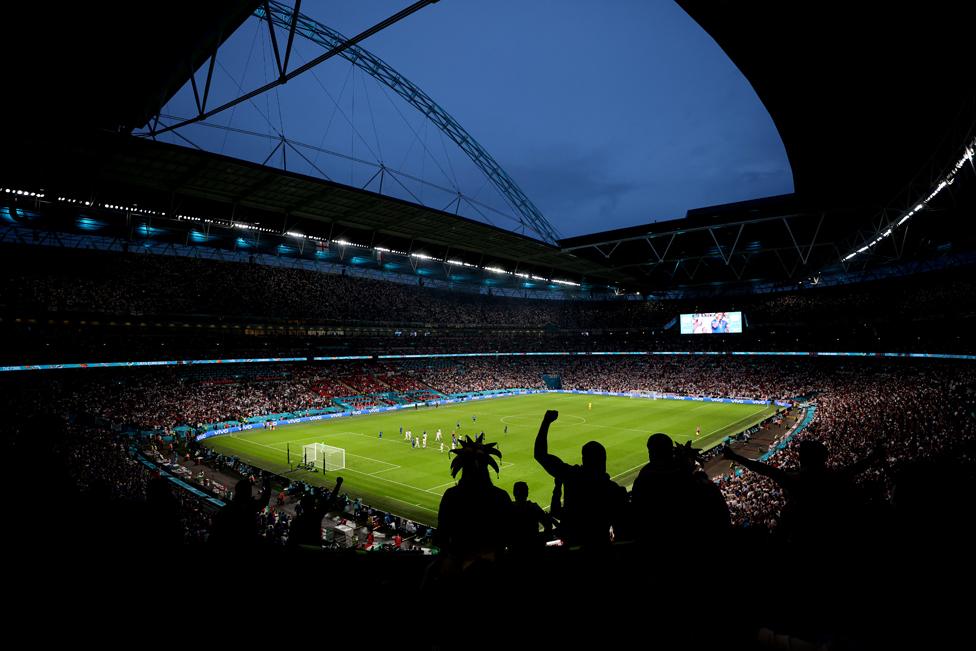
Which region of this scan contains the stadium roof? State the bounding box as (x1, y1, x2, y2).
(3, 130, 627, 285)
(5, 1, 262, 135)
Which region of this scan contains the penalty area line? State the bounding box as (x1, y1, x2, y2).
(223, 435, 439, 502)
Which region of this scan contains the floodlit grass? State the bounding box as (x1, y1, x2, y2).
(204, 393, 775, 525)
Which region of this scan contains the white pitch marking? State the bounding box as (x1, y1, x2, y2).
(225, 435, 440, 500)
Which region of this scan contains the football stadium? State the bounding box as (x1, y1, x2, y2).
(204, 393, 780, 524)
(2, 0, 974, 646)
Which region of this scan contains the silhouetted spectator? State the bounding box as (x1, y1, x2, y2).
(435, 434, 512, 561)
(631, 433, 729, 545)
(724, 440, 880, 546)
(534, 410, 628, 547)
(508, 480, 553, 558)
(550, 475, 563, 533)
(139, 476, 185, 549)
(208, 474, 272, 548)
(288, 477, 344, 548)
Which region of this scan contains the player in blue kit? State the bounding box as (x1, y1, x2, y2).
(711, 312, 729, 333)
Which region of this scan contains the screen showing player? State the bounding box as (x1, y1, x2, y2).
(679, 312, 743, 334)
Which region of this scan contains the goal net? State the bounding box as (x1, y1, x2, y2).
(302, 443, 346, 471)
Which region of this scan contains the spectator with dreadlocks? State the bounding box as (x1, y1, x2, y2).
(423, 433, 512, 607)
(434, 433, 512, 563)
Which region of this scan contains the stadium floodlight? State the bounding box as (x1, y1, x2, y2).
(302, 443, 346, 471)
(841, 133, 976, 263)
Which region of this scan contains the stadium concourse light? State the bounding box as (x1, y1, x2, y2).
(1, 187, 43, 197)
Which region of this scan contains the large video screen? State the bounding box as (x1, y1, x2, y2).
(680, 312, 743, 335)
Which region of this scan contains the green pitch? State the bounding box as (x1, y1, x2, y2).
(204, 393, 775, 525)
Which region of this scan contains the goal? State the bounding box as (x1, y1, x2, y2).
(302, 443, 346, 471)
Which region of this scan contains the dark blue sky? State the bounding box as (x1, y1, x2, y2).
(154, 0, 793, 239)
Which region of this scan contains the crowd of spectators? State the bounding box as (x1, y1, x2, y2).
(84, 368, 335, 430)
(78, 362, 441, 430)
(4, 246, 974, 368)
(718, 363, 976, 530)
(43, 356, 959, 444)
(0, 246, 665, 328)
(39, 423, 216, 547)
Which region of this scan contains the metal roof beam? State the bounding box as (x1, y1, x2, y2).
(606, 241, 836, 273)
(707, 222, 744, 265)
(150, 0, 437, 137)
(644, 232, 676, 262)
(560, 212, 810, 252)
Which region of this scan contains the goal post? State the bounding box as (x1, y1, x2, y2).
(302, 443, 346, 471)
(322, 444, 345, 471)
